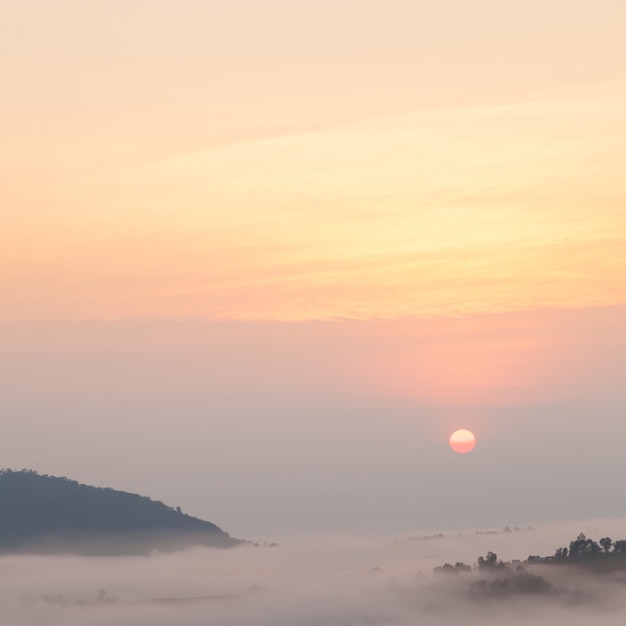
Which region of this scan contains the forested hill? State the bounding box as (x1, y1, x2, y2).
(0, 469, 239, 554)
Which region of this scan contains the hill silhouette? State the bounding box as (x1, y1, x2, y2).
(0, 469, 239, 555)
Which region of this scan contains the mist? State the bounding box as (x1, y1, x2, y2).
(4, 518, 626, 625)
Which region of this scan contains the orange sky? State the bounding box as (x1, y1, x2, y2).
(2, 2, 626, 535)
(1, 0, 625, 415)
(2, 1, 626, 323)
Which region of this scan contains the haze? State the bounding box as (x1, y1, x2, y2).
(2, 0, 625, 558)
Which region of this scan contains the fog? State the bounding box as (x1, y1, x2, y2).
(4, 518, 626, 625)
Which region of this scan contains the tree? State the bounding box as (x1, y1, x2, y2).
(613, 540, 626, 555)
(433, 563, 458, 577)
(569, 533, 600, 559)
(455, 562, 472, 573)
(600, 537, 613, 553)
(477, 551, 504, 570)
(554, 547, 568, 560)
(433, 561, 472, 576)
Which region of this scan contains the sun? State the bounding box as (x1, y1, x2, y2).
(449, 429, 476, 454)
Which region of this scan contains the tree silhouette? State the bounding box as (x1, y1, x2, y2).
(569, 533, 600, 559)
(477, 551, 505, 570)
(600, 537, 613, 553)
(554, 546, 568, 560)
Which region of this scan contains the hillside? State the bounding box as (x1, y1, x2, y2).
(0, 469, 239, 555)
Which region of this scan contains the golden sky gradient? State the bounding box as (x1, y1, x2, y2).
(3, 2, 626, 535)
(3, 1, 625, 322)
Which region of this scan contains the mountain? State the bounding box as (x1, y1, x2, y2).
(0, 469, 239, 555)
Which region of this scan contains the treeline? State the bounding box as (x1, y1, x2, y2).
(546, 533, 626, 573)
(553, 533, 626, 561)
(434, 551, 552, 598)
(432, 533, 626, 599)
(433, 551, 510, 576)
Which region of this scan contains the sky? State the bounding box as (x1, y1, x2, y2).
(1, 1, 626, 541)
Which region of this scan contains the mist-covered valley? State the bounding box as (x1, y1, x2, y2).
(4, 518, 626, 625)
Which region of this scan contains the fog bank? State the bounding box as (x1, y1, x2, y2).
(3, 518, 626, 624)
